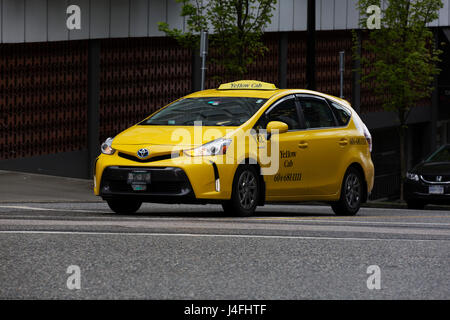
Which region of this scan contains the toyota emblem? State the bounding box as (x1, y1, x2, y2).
(137, 148, 149, 158)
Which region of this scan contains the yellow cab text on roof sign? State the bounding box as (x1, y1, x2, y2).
(218, 80, 277, 90)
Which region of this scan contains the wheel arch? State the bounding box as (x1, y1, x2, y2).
(237, 158, 266, 206)
(346, 162, 368, 203)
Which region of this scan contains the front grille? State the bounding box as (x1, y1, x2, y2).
(421, 175, 450, 183)
(118, 152, 178, 163)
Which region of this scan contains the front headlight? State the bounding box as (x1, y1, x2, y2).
(184, 138, 232, 157)
(406, 172, 419, 182)
(101, 137, 116, 155)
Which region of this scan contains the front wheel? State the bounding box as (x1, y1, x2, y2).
(331, 167, 363, 216)
(222, 165, 260, 217)
(107, 199, 142, 215)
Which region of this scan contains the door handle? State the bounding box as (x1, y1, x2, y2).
(339, 138, 349, 146)
(298, 141, 308, 149)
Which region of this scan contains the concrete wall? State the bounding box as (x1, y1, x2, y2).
(1, 0, 449, 43)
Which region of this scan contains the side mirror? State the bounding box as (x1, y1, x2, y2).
(266, 121, 288, 134)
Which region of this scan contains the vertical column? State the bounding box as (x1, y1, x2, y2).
(192, 52, 201, 92)
(306, 0, 316, 90)
(430, 29, 439, 154)
(406, 125, 414, 171)
(352, 30, 361, 114)
(278, 32, 288, 89)
(87, 39, 100, 178)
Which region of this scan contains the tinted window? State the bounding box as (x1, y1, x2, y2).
(140, 97, 267, 126)
(300, 98, 336, 129)
(329, 101, 351, 126)
(258, 97, 301, 130)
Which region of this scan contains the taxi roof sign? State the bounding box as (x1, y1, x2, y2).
(218, 80, 278, 90)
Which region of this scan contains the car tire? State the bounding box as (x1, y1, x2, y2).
(406, 200, 425, 210)
(222, 165, 260, 217)
(331, 167, 363, 216)
(107, 199, 142, 215)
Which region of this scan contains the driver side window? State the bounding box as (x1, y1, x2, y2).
(256, 97, 301, 131)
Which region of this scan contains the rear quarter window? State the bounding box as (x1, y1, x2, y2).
(329, 101, 351, 126)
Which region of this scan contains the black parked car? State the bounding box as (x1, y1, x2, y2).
(403, 144, 450, 209)
(404, 144, 450, 209)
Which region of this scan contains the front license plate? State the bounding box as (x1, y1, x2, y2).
(429, 185, 444, 194)
(127, 171, 151, 186)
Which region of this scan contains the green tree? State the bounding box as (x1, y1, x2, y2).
(158, 0, 277, 80)
(355, 0, 443, 200)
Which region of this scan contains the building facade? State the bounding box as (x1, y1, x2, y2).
(1, 0, 450, 199)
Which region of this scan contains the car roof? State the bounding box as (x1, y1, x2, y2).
(185, 88, 352, 108)
(182, 80, 353, 110)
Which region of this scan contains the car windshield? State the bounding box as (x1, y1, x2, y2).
(425, 145, 450, 163)
(140, 97, 267, 126)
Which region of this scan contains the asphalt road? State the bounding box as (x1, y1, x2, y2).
(0, 202, 449, 299)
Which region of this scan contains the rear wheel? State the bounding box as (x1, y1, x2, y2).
(331, 167, 363, 216)
(407, 200, 425, 210)
(222, 165, 260, 217)
(107, 199, 142, 215)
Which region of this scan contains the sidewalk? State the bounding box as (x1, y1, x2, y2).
(0, 170, 99, 203)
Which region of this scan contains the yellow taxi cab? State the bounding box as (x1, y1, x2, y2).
(94, 80, 374, 216)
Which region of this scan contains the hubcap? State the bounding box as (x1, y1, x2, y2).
(238, 171, 257, 210)
(345, 173, 361, 209)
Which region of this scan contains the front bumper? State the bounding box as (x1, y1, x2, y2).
(94, 153, 235, 202)
(404, 180, 450, 204)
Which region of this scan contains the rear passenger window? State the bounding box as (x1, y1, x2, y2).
(299, 98, 336, 129)
(329, 101, 351, 126)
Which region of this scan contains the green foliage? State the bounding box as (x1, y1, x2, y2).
(158, 0, 277, 79)
(355, 1, 443, 198)
(355, 0, 443, 126)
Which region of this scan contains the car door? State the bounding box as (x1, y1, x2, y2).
(255, 95, 305, 198)
(296, 95, 346, 196)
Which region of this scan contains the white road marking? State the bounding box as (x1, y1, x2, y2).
(0, 230, 448, 242)
(0, 205, 106, 213)
(0, 205, 53, 211)
(251, 218, 450, 227)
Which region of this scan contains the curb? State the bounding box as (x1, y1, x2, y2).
(363, 202, 450, 211)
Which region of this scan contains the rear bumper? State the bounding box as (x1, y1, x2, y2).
(365, 159, 375, 196)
